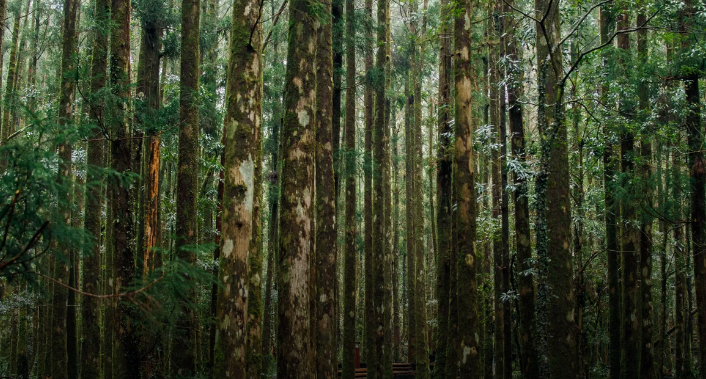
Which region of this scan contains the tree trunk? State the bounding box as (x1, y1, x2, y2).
(504, 0, 537, 376)
(211, 0, 261, 375)
(2, 10, 21, 141)
(315, 0, 337, 374)
(454, 0, 479, 376)
(679, 1, 706, 378)
(277, 0, 317, 374)
(173, 0, 201, 371)
(434, 0, 452, 374)
(342, 0, 357, 372)
(80, 0, 108, 373)
(598, 6, 621, 379)
(109, 0, 138, 372)
(535, 0, 575, 376)
(404, 73, 417, 365)
(364, 0, 375, 365)
(52, 0, 79, 374)
(637, 10, 654, 379)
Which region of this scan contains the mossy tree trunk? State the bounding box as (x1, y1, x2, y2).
(363, 0, 375, 365)
(277, 0, 317, 374)
(535, 0, 575, 376)
(315, 0, 337, 375)
(404, 73, 417, 365)
(212, 0, 261, 375)
(454, 0, 479, 376)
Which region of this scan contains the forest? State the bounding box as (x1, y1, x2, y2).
(0, 0, 703, 375)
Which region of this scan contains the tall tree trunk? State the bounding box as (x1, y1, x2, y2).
(598, 6, 621, 379)
(617, 11, 639, 379)
(637, 9, 654, 379)
(109, 0, 138, 372)
(404, 73, 417, 364)
(434, 0, 452, 374)
(454, 0, 479, 376)
(139, 19, 163, 275)
(364, 0, 375, 365)
(80, 0, 109, 373)
(277, 0, 317, 374)
(504, 0, 538, 376)
(535, 0, 575, 376)
(173, 0, 201, 371)
(412, 2, 429, 377)
(372, 0, 389, 374)
(341, 0, 357, 372)
(489, 8, 504, 376)
(315, 0, 337, 374)
(2, 10, 21, 141)
(678, 2, 706, 378)
(212, 0, 261, 375)
(52, 0, 79, 374)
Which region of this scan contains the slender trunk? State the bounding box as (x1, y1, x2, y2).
(80, 0, 109, 373)
(504, 0, 537, 376)
(434, 0, 452, 373)
(489, 8, 504, 376)
(173, 0, 201, 371)
(598, 6, 621, 379)
(2, 10, 21, 141)
(109, 0, 138, 372)
(341, 0, 357, 372)
(637, 11, 654, 379)
(404, 74, 417, 364)
(277, 0, 317, 374)
(52, 0, 79, 374)
(412, 2, 429, 377)
(363, 0, 375, 365)
(454, 0, 479, 376)
(680, 2, 706, 378)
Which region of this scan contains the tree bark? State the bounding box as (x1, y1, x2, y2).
(342, 0, 357, 372)
(504, 0, 537, 376)
(212, 0, 261, 375)
(277, 0, 317, 374)
(434, 0, 452, 374)
(52, 0, 79, 374)
(315, 0, 337, 375)
(454, 0, 479, 376)
(109, 0, 138, 372)
(364, 0, 375, 365)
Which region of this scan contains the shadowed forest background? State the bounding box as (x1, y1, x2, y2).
(0, 0, 704, 377)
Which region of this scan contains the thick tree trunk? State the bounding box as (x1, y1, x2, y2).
(277, 0, 317, 374)
(535, 0, 575, 376)
(454, 0, 479, 377)
(315, 0, 337, 374)
(212, 0, 261, 375)
(342, 0, 357, 372)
